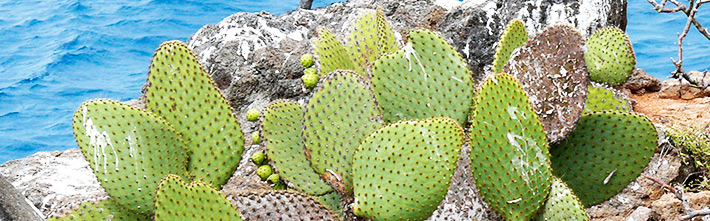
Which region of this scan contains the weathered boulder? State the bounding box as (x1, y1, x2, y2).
(658, 71, 710, 99)
(625, 68, 662, 94)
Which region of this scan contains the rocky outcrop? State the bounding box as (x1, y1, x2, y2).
(0, 175, 43, 220)
(658, 70, 710, 99)
(625, 68, 662, 95)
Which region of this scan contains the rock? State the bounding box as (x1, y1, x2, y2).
(0, 175, 44, 221)
(626, 206, 656, 221)
(625, 68, 662, 94)
(658, 71, 710, 99)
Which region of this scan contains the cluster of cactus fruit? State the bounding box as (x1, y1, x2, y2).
(54, 8, 656, 221)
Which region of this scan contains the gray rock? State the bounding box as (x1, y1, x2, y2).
(0, 175, 43, 221)
(625, 68, 662, 94)
(658, 71, 710, 99)
(626, 206, 655, 221)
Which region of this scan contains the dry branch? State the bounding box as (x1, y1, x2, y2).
(642, 175, 710, 220)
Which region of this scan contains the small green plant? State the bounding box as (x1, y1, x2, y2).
(667, 126, 710, 190)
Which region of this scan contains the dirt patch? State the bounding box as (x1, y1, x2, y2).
(630, 92, 710, 135)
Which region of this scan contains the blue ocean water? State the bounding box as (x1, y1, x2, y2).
(0, 1, 708, 163)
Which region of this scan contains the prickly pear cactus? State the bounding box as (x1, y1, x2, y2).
(263, 100, 335, 196)
(469, 74, 552, 220)
(585, 27, 636, 86)
(304, 70, 383, 195)
(226, 190, 341, 221)
(534, 177, 589, 221)
(584, 83, 631, 113)
(503, 25, 589, 143)
(550, 110, 656, 206)
(145, 41, 244, 187)
(72, 99, 188, 215)
(352, 118, 462, 220)
(314, 28, 357, 76)
(154, 175, 243, 221)
(347, 8, 398, 74)
(493, 19, 528, 73)
(372, 29, 475, 126)
(49, 199, 151, 221)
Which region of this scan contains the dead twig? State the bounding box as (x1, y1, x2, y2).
(642, 175, 710, 220)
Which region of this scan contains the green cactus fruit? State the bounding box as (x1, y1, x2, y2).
(469, 74, 552, 220)
(585, 27, 636, 86)
(251, 131, 261, 144)
(304, 67, 317, 76)
(584, 83, 631, 113)
(353, 118, 463, 220)
(372, 29, 475, 126)
(247, 109, 260, 122)
(226, 190, 341, 221)
(347, 8, 398, 75)
(493, 19, 528, 73)
(304, 70, 383, 195)
(256, 165, 273, 181)
(314, 27, 357, 76)
(49, 198, 151, 221)
(550, 110, 656, 207)
(503, 25, 589, 143)
(302, 72, 319, 89)
(272, 181, 287, 190)
(145, 41, 244, 187)
(250, 151, 266, 166)
(535, 176, 589, 221)
(301, 54, 315, 68)
(266, 174, 280, 184)
(72, 99, 189, 215)
(263, 100, 334, 196)
(154, 175, 243, 221)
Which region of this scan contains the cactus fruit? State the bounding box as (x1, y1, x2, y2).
(585, 27, 636, 86)
(256, 165, 273, 181)
(584, 83, 631, 113)
(263, 100, 335, 196)
(272, 181, 287, 190)
(535, 177, 589, 221)
(247, 109, 260, 122)
(493, 19, 528, 73)
(266, 174, 280, 184)
(250, 151, 266, 166)
(301, 54, 315, 68)
(72, 99, 188, 215)
(251, 131, 261, 144)
(503, 25, 589, 144)
(226, 190, 341, 221)
(302, 72, 319, 89)
(145, 41, 244, 187)
(550, 111, 656, 206)
(347, 8, 398, 75)
(304, 71, 383, 195)
(352, 118, 463, 220)
(49, 198, 151, 221)
(469, 74, 552, 220)
(314, 28, 357, 76)
(154, 175, 243, 221)
(304, 67, 317, 76)
(372, 29, 475, 126)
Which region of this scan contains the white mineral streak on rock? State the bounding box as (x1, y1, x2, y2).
(578, 0, 609, 38)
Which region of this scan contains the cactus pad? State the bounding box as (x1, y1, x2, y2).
(493, 19, 528, 73)
(352, 118, 462, 220)
(550, 111, 657, 207)
(263, 100, 335, 196)
(535, 177, 589, 221)
(304, 71, 383, 194)
(145, 41, 244, 187)
(314, 28, 357, 76)
(469, 74, 552, 220)
(154, 175, 243, 221)
(584, 83, 631, 113)
(226, 190, 341, 221)
(503, 25, 589, 143)
(372, 29, 475, 126)
(72, 99, 188, 215)
(49, 198, 151, 221)
(585, 27, 636, 86)
(347, 8, 398, 75)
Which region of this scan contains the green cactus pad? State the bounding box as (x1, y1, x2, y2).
(49, 198, 151, 221)
(72, 99, 188, 215)
(304, 71, 383, 195)
(372, 29, 475, 126)
(352, 118, 463, 220)
(226, 190, 341, 221)
(493, 19, 528, 73)
(145, 41, 244, 187)
(584, 83, 631, 113)
(154, 175, 243, 221)
(503, 25, 589, 143)
(585, 27, 636, 86)
(347, 8, 398, 75)
(314, 28, 357, 76)
(263, 100, 335, 196)
(535, 177, 589, 221)
(469, 74, 552, 220)
(316, 191, 343, 214)
(550, 111, 656, 207)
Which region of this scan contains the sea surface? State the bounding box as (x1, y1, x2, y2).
(0, 1, 708, 163)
